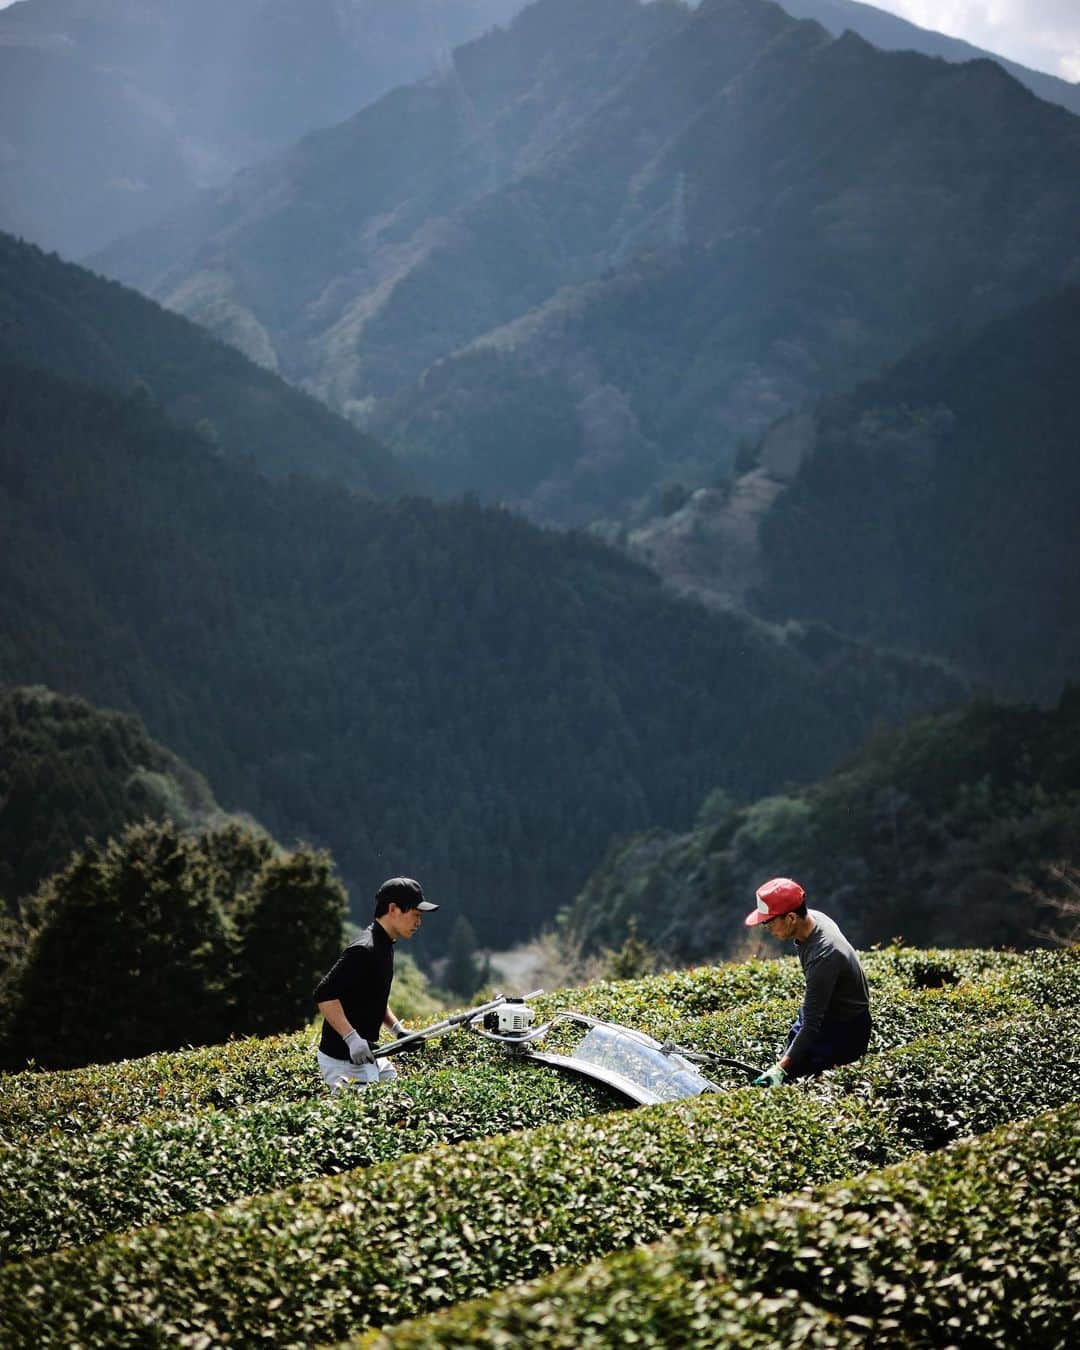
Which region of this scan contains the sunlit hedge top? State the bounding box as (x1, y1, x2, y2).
(0, 945, 1072, 1143)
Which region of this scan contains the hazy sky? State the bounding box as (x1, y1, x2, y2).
(0, 0, 1076, 81)
(881, 1, 1080, 81)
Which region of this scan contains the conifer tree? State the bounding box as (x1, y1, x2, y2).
(235, 846, 346, 1035)
(443, 915, 490, 1000)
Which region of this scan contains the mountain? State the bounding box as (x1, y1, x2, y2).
(0, 232, 410, 494)
(777, 0, 1080, 118)
(0, 358, 964, 944)
(625, 286, 1080, 704)
(92, 0, 1080, 528)
(0, 0, 528, 258)
(0, 684, 224, 910)
(747, 286, 1080, 704)
(563, 686, 1080, 960)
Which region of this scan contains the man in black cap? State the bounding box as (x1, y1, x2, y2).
(314, 876, 439, 1089)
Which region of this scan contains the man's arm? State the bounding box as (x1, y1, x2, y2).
(318, 998, 374, 1064)
(318, 999, 353, 1039)
(383, 1007, 406, 1037)
(782, 953, 843, 1073)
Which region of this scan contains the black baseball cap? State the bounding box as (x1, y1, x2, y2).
(374, 876, 439, 913)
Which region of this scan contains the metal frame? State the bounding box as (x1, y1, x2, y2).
(372, 991, 760, 1105)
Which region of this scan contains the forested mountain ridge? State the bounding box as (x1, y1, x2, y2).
(6, 0, 1076, 262)
(564, 688, 1080, 960)
(92, 0, 684, 386)
(627, 286, 1080, 705)
(0, 359, 965, 944)
(777, 0, 1080, 117)
(751, 285, 1080, 704)
(93, 0, 1080, 526)
(0, 0, 528, 258)
(0, 685, 224, 910)
(0, 233, 411, 495)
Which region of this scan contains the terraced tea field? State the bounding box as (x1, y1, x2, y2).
(1, 945, 1075, 1346)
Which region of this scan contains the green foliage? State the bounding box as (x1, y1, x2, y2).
(0, 819, 346, 1070)
(0, 998, 1073, 1347)
(2, 822, 237, 1071)
(565, 689, 1080, 958)
(235, 847, 346, 1036)
(756, 287, 1080, 702)
(0, 1063, 613, 1263)
(441, 916, 491, 1001)
(0, 361, 962, 946)
(0, 949, 1069, 1260)
(0, 685, 221, 909)
(603, 917, 663, 980)
(0, 234, 410, 495)
(387, 952, 448, 1028)
(821, 1006, 1080, 1152)
(0, 944, 1054, 1143)
(0, 1032, 322, 1145)
(364, 1102, 1080, 1348)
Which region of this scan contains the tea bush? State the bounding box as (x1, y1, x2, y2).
(0, 1064, 615, 1261)
(359, 1102, 1080, 1348)
(2, 956, 1069, 1260)
(0, 1006, 1073, 1348)
(0, 1031, 319, 1144)
(2, 946, 1060, 1144)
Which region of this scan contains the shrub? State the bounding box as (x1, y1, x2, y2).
(360, 1103, 1080, 1348)
(0, 820, 347, 1074)
(0, 1007, 1072, 1348)
(0, 949, 813, 1141)
(1, 969, 1054, 1260)
(0, 1065, 615, 1261)
(1, 945, 1069, 1143)
(0, 1030, 319, 1145)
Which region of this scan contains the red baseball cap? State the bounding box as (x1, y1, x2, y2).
(745, 877, 804, 926)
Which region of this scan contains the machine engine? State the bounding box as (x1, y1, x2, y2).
(482, 998, 536, 1035)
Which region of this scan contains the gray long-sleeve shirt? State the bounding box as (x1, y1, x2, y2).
(787, 910, 870, 1070)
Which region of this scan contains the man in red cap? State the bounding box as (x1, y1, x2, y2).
(745, 877, 871, 1086)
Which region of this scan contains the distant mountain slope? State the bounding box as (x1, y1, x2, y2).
(93, 0, 683, 375)
(93, 0, 1080, 526)
(0, 233, 410, 494)
(382, 2, 1080, 521)
(0, 31, 195, 258)
(623, 286, 1080, 704)
(0, 0, 528, 257)
(750, 286, 1080, 703)
(0, 359, 964, 942)
(778, 0, 1080, 117)
(564, 687, 1080, 958)
(0, 685, 223, 909)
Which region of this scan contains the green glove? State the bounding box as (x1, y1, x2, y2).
(752, 1063, 787, 1088)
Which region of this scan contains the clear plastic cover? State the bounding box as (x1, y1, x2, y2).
(571, 1024, 712, 1101)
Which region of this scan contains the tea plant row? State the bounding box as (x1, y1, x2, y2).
(0, 1006, 1073, 1348)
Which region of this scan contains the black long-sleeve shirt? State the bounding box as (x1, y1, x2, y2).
(314, 922, 394, 1058)
(787, 910, 869, 1073)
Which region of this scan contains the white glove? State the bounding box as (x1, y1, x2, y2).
(389, 1018, 408, 1040)
(343, 1029, 374, 1065)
